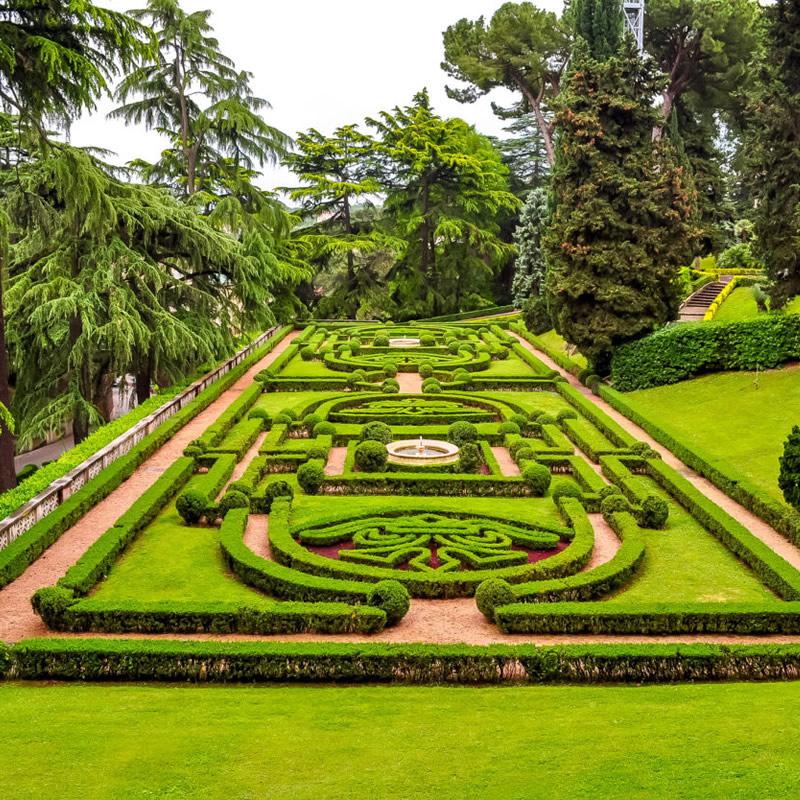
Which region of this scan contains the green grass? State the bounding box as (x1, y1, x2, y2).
(481, 356, 537, 377)
(537, 329, 589, 368)
(279, 357, 343, 377)
(713, 287, 760, 322)
(628, 366, 800, 502)
(2, 682, 800, 799)
(605, 477, 775, 604)
(481, 390, 573, 416)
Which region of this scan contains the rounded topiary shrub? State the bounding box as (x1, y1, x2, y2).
(383, 362, 398, 378)
(475, 577, 516, 620)
(494, 347, 510, 361)
(183, 445, 203, 459)
(508, 438, 529, 459)
(300, 345, 315, 361)
(423, 381, 442, 394)
(219, 489, 249, 517)
(264, 480, 294, 510)
(303, 413, 322, 432)
(448, 340, 462, 355)
(420, 334, 436, 347)
(551, 481, 584, 503)
(498, 421, 521, 436)
(360, 421, 393, 445)
(639, 495, 669, 529)
(601, 494, 632, 520)
(382, 382, 400, 394)
(458, 442, 482, 473)
(228, 479, 253, 497)
(247, 408, 271, 425)
(368, 580, 410, 625)
(631, 442, 661, 460)
(537, 414, 556, 426)
(419, 362, 434, 379)
(453, 368, 470, 382)
(313, 421, 336, 437)
(599, 484, 624, 499)
(510, 413, 529, 430)
(297, 460, 326, 495)
(522, 463, 551, 496)
(556, 409, 578, 422)
(279, 408, 298, 421)
(514, 447, 535, 465)
(176, 489, 208, 525)
(187, 438, 208, 454)
(306, 443, 329, 461)
(373, 333, 390, 348)
(448, 421, 478, 447)
(346, 371, 365, 389)
(273, 412, 293, 426)
(354, 439, 388, 472)
(780, 426, 800, 512)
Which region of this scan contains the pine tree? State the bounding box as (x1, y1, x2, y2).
(745, 0, 800, 307)
(544, 39, 700, 374)
(511, 188, 549, 307)
(574, 0, 623, 61)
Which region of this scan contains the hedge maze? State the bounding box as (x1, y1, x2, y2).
(17, 320, 800, 675)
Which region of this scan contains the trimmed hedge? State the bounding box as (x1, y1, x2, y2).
(611, 314, 800, 391)
(16, 639, 800, 684)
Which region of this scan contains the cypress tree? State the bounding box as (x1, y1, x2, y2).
(574, 0, 623, 61)
(745, 0, 800, 307)
(544, 39, 700, 374)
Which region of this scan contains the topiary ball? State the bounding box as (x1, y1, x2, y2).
(556, 409, 578, 422)
(264, 480, 294, 510)
(514, 447, 535, 465)
(522, 463, 552, 496)
(448, 421, 478, 447)
(383, 362, 398, 378)
(354, 439, 388, 472)
(247, 408, 271, 425)
(601, 494, 632, 521)
(303, 413, 322, 432)
(359, 421, 393, 445)
(279, 408, 298, 421)
(631, 442, 661, 460)
(183, 445, 203, 459)
(420, 334, 436, 347)
(300, 345, 315, 361)
(498, 421, 521, 436)
(419, 362, 434, 379)
(273, 412, 293, 426)
(510, 413, 529, 430)
(458, 442, 482, 473)
(297, 460, 326, 495)
(551, 481, 584, 503)
(368, 580, 410, 625)
(448, 340, 462, 355)
(313, 421, 336, 437)
(382, 383, 400, 394)
(423, 381, 442, 394)
(176, 489, 208, 525)
(475, 577, 516, 620)
(599, 484, 624, 499)
(639, 495, 669, 529)
(537, 414, 557, 426)
(373, 334, 390, 348)
(219, 489, 249, 517)
(228, 480, 253, 497)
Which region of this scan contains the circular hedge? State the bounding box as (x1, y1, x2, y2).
(475, 578, 516, 620)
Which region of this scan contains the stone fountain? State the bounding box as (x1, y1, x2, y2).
(386, 435, 460, 466)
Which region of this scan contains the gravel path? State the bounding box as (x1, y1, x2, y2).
(397, 373, 423, 393)
(584, 514, 620, 570)
(243, 515, 271, 560)
(324, 447, 348, 476)
(0, 332, 299, 644)
(491, 446, 521, 477)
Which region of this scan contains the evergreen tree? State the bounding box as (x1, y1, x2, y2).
(745, 0, 800, 307)
(574, 0, 623, 61)
(544, 40, 700, 374)
(491, 115, 550, 199)
(511, 188, 548, 307)
(368, 91, 519, 319)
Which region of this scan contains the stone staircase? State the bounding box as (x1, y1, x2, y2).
(678, 275, 734, 322)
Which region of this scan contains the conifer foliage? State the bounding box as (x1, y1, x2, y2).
(573, 0, 623, 61)
(544, 40, 699, 373)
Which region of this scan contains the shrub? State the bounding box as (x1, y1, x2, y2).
(360, 421, 393, 445)
(273, 413, 293, 425)
(367, 580, 410, 625)
(639, 495, 669, 529)
(458, 442, 482, 473)
(228, 480, 253, 497)
(453, 368, 470, 382)
(419, 362, 434, 379)
(448, 421, 478, 447)
(551, 481, 584, 503)
(297, 460, 326, 495)
(303, 413, 322, 432)
(780, 426, 800, 512)
(346, 372, 365, 389)
(349, 338, 362, 355)
(381, 383, 400, 394)
(219, 490, 249, 517)
(301, 346, 315, 361)
(420, 334, 436, 347)
(423, 381, 442, 394)
(188, 438, 208, 454)
(498, 421, 521, 436)
(515, 447, 535, 464)
(373, 333, 390, 348)
(383, 377, 400, 389)
(599, 484, 624, 499)
(313, 421, 336, 437)
(383, 362, 398, 378)
(522, 295, 552, 335)
(475, 577, 516, 620)
(522, 463, 551, 496)
(279, 408, 298, 421)
(176, 489, 208, 525)
(556, 409, 578, 422)
(494, 347, 510, 361)
(247, 408, 271, 424)
(448, 340, 462, 355)
(183, 445, 203, 459)
(537, 414, 556, 426)
(510, 413, 529, 429)
(354, 440, 388, 472)
(306, 443, 329, 461)
(601, 494, 632, 521)
(264, 481, 294, 507)
(631, 442, 661, 459)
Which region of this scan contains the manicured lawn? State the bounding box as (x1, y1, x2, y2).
(482, 390, 573, 416)
(280, 358, 342, 377)
(538, 329, 588, 368)
(714, 286, 760, 322)
(628, 366, 800, 501)
(605, 477, 775, 603)
(482, 356, 537, 377)
(2, 682, 800, 799)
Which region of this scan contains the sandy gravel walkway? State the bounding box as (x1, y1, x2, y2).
(324, 447, 348, 476)
(491, 446, 521, 477)
(584, 514, 620, 570)
(397, 373, 423, 393)
(0, 331, 299, 644)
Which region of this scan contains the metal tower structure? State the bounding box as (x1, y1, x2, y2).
(623, 0, 645, 53)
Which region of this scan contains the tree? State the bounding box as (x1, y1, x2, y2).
(441, 2, 571, 167)
(4, 144, 252, 446)
(368, 91, 519, 319)
(491, 114, 550, 199)
(645, 0, 761, 137)
(574, 0, 623, 61)
(0, 1, 150, 491)
(511, 188, 548, 307)
(282, 125, 399, 318)
(779, 426, 800, 512)
(544, 40, 700, 374)
(745, 0, 800, 307)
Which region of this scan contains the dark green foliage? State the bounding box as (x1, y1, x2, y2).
(423, 381, 442, 394)
(521, 295, 552, 335)
(373, 334, 390, 347)
(261, 481, 295, 512)
(247, 408, 271, 424)
(303, 413, 322, 432)
(556, 409, 578, 422)
(574, 0, 623, 61)
(219, 490, 249, 517)
(448, 421, 478, 447)
(297, 460, 326, 495)
(779, 426, 800, 512)
(510, 413, 528, 429)
(359, 421, 393, 445)
(381, 383, 400, 394)
(498, 421, 521, 436)
(522, 463, 551, 496)
(313, 421, 336, 437)
(599, 484, 624, 499)
(383, 362, 398, 378)
(273, 413, 292, 425)
(458, 442, 482, 473)
(354, 440, 388, 472)
(420, 334, 436, 347)
(544, 40, 699, 373)
(475, 578, 516, 620)
(601, 494, 632, 522)
(611, 315, 800, 391)
(419, 362, 434, 379)
(280, 408, 298, 421)
(512, 188, 549, 306)
(367, 580, 411, 625)
(552, 482, 584, 503)
(447, 340, 462, 355)
(639, 495, 670, 529)
(301, 346, 315, 361)
(176, 489, 208, 525)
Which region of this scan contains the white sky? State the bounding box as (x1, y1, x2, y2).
(70, 0, 564, 192)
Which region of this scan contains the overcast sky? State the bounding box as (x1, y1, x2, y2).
(70, 0, 564, 192)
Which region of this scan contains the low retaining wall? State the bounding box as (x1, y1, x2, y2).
(0, 326, 282, 551)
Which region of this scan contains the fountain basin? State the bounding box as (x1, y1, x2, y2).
(386, 438, 460, 466)
(389, 337, 421, 347)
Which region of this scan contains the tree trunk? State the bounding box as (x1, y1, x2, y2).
(70, 314, 90, 445)
(516, 82, 556, 167)
(0, 272, 16, 491)
(343, 192, 356, 297)
(136, 352, 152, 406)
